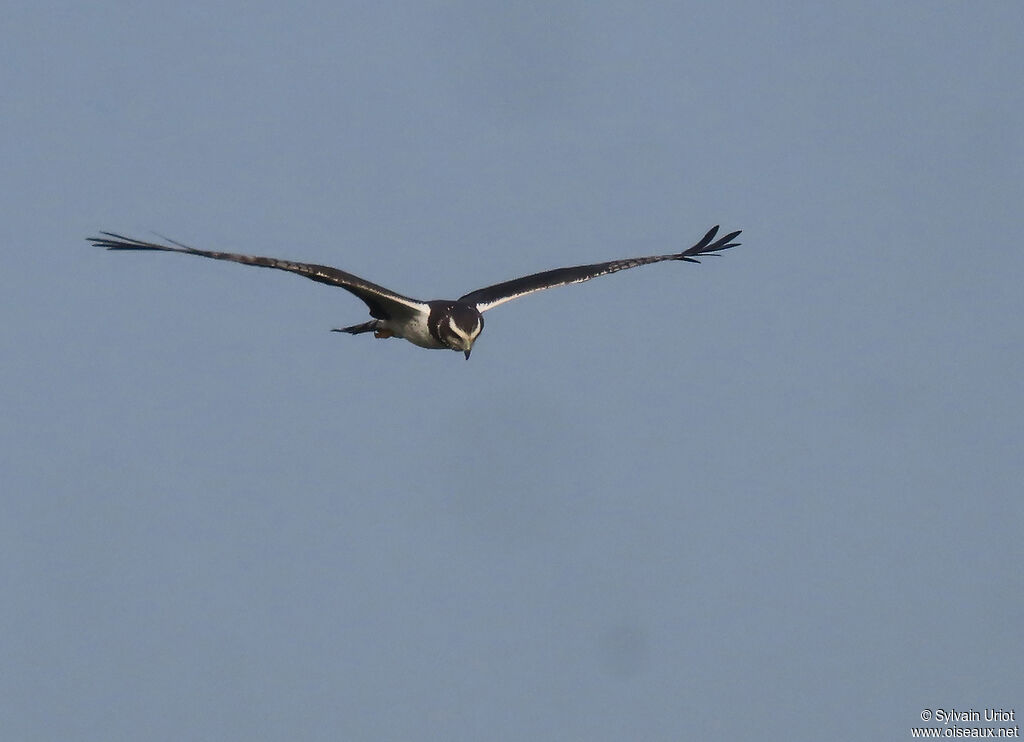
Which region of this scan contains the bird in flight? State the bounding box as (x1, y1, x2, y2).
(87, 225, 741, 359)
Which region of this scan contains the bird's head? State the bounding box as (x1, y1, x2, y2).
(438, 304, 484, 359)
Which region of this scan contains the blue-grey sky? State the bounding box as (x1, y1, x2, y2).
(3, 2, 1022, 740)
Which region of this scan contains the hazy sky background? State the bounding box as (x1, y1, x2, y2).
(3, 2, 1022, 740)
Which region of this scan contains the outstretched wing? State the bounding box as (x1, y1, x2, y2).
(459, 225, 741, 313)
(87, 232, 427, 320)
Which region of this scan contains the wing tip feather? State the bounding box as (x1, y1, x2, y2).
(679, 225, 742, 260)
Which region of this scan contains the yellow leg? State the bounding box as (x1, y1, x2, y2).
(374, 329, 394, 339)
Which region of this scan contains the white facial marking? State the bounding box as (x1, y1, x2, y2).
(444, 315, 480, 350)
